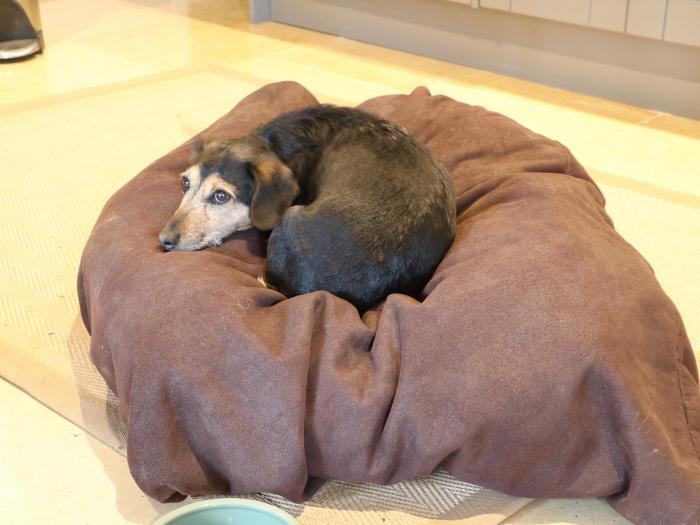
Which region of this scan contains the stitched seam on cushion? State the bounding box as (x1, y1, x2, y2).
(675, 310, 700, 459)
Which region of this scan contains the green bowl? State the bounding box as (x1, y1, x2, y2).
(152, 498, 299, 525)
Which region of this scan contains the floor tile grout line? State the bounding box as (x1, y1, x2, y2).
(204, 63, 357, 105)
(0, 64, 212, 117)
(591, 169, 700, 209)
(207, 56, 398, 95)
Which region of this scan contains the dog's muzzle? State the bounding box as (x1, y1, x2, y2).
(159, 230, 180, 251)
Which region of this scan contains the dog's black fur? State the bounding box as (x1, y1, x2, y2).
(176, 105, 456, 311)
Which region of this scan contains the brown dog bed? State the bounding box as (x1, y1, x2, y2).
(78, 82, 700, 525)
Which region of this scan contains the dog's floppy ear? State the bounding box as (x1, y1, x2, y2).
(249, 153, 299, 231)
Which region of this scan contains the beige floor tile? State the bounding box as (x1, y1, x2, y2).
(574, 124, 700, 198)
(641, 112, 700, 139)
(270, 46, 454, 94)
(596, 181, 700, 346)
(270, 38, 481, 93)
(217, 55, 398, 105)
(504, 498, 633, 525)
(0, 378, 187, 525)
(0, 42, 154, 105)
(457, 70, 659, 125)
(0, 0, 282, 105)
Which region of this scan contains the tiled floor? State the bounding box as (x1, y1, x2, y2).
(1, 0, 698, 524)
(0, 379, 174, 525)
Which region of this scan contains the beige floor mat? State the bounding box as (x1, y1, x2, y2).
(0, 67, 530, 524)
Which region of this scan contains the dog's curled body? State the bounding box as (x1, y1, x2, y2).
(260, 106, 456, 311)
(160, 105, 456, 311)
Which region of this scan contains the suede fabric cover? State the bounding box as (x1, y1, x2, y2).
(78, 82, 700, 525)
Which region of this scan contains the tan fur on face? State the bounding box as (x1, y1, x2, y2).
(160, 166, 252, 250)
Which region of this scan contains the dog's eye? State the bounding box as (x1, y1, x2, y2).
(182, 176, 190, 192)
(211, 190, 231, 205)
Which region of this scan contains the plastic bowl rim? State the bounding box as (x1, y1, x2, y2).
(151, 497, 299, 525)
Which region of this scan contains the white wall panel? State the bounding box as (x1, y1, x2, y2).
(589, 0, 628, 32)
(627, 0, 668, 39)
(665, 0, 700, 46)
(480, 0, 511, 10)
(510, 0, 590, 26)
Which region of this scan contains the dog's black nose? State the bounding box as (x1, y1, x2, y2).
(159, 231, 179, 251)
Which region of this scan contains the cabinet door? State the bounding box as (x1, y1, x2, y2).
(664, 0, 700, 47)
(626, 0, 668, 39)
(510, 0, 591, 26)
(589, 0, 628, 32)
(480, 0, 511, 10)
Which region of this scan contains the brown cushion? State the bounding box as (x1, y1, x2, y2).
(78, 82, 700, 525)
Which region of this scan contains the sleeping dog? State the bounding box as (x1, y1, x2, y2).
(159, 105, 456, 311)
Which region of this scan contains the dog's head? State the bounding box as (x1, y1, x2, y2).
(159, 138, 299, 251)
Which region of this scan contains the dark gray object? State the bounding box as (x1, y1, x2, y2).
(0, 0, 43, 60)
